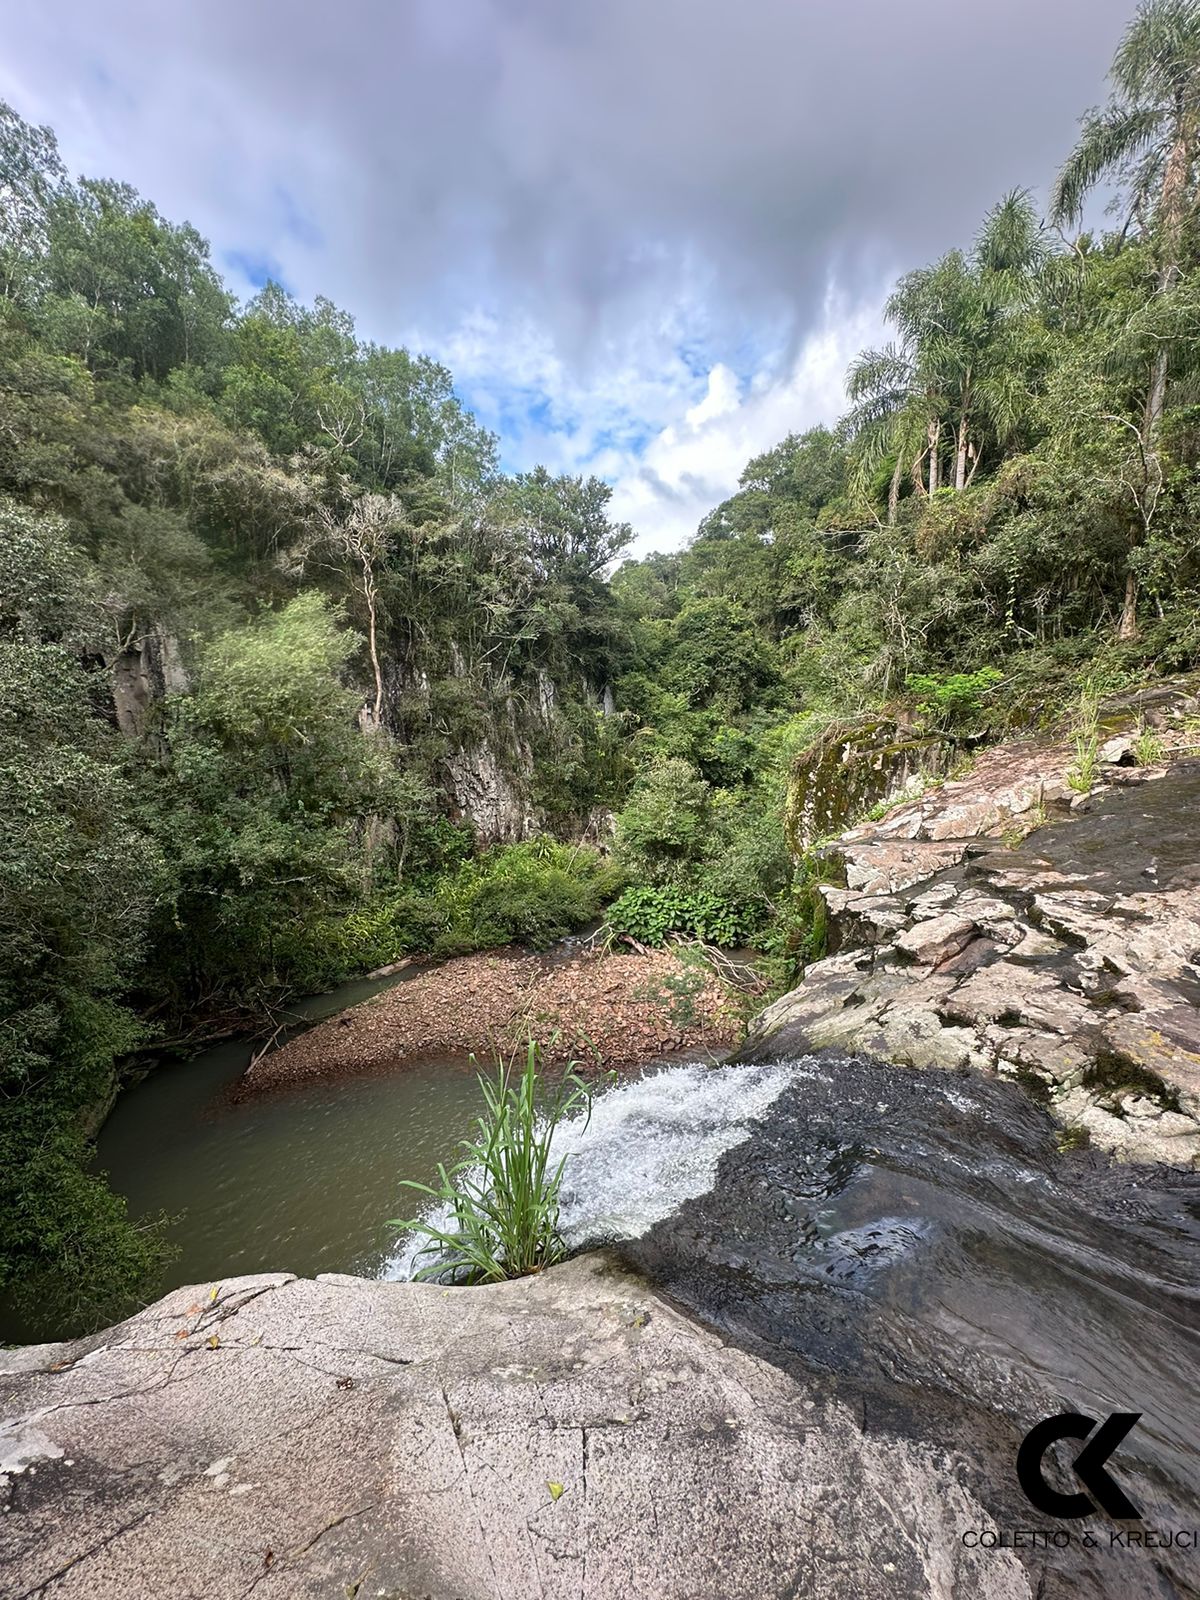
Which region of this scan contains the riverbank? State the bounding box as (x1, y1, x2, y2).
(241, 945, 741, 1092)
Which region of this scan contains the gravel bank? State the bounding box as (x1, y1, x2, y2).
(242, 946, 739, 1091)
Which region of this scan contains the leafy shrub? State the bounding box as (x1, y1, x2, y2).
(605, 884, 759, 948)
(272, 842, 625, 986)
(614, 758, 711, 881)
(908, 667, 1004, 729)
(431, 841, 624, 954)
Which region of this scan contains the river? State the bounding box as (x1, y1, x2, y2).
(83, 976, 1200, 1590)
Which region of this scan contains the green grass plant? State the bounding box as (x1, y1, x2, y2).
(392, 1042, 591, 1283)
(1067, 680, 1101, 794)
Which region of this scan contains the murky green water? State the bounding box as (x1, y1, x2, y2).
(94, 975, 484, 1295)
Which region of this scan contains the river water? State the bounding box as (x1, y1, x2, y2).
(94, 990, 800, 1298)
(92, 974, 485, 1292)
(86, 982, 1200, 1593)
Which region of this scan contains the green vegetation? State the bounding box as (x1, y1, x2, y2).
(311, 841, 623, 981)
(1133, 720, 1166, 766)
(6, 0, 1200, 1324)
(605, 885, 759, 949)
(907, 669, 1004, 732)
(393, 1043, 591, 1283)
(1068, 682, 1103, 794)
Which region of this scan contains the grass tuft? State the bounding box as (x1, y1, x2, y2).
(392, 1041, 591, 1283)
(1066, 680, 1101, 794)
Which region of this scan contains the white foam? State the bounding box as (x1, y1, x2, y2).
(383, 1058, 798, 1281)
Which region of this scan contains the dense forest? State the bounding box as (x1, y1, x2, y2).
(5, 0, 1200, 1327)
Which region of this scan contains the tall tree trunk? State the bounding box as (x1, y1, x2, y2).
(954, 418, 969, 491)
(927, 420, 941, 494)
(1118, 568, 1139, 642)
(1145, 346, 1170, 440)
(364, 570, 384, 728)
(1146, 109, 1191, 437)
(953, 375, 971, 491)
(887, 452, 903, 525)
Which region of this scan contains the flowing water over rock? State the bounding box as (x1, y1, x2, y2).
(79, 977, 1200, 1593)
(629, 1055, 1200, 1589)
(384, 1060, 798, 1278)
(395, 1053, 1200, 1590)
(10, 1034, 1200, 1593)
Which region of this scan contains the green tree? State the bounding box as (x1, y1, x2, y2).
(148, 593, 397, 1003)
(667, 596, 780, 712)
(1052, 0, 1200, 438)
(41, 178, 231, 380)
(614, 758, 712, 881)
(0, 100, 66, 299)
(0, 499, 167, 1328)
(844, 192, 1045, 518)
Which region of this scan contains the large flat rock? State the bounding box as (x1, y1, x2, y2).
(750, 749, 1200, 1167)
(0, 1258, 1031, 1599)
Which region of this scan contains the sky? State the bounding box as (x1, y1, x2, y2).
(2, 0, 1138, 555)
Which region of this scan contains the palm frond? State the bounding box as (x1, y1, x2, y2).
(845, 343, 910, 403)
(975, 188, 1047, 282)
(1112, 0, 1200, 103)
(1051, 104, 1162, 225)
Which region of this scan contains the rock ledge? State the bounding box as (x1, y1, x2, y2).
(747, 711, 1200, 1167)
(1, 1257, 1032, 1599)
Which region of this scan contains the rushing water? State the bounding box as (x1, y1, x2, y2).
(94, 1001, 799, 1301)
(621, 1054, 1200, 1597)
(384, 1059, 798, 1278)
(75, 978, 1200, 1590)
(389, 1049, 1200, 1593)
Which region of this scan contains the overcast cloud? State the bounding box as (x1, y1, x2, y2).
(2, 0, 1136, 551)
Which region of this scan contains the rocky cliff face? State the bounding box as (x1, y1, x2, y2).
(110, 630, 189, 738)
(748, 696, 1200, 1167)
(387, 648, 599, 845)
(444, 736, 539, 842)
(787, 713, 957, 849)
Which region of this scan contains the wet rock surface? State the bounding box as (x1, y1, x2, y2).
(623, 1052, 1200, 1600)
(1, 1256, 1035, 1600)
(750, 732, 1200, 1167)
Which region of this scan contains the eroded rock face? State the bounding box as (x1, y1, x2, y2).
(110, 631, 189, 737)
(0, 1258, 1031, 1600)
(787, 714, 956, 849)
(748, 729, 1200, 1168)
(445, 736, 539, 843)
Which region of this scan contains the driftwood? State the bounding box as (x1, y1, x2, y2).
(578, 926, 766, 994)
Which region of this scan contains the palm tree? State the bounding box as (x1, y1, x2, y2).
(842, 192, 1044, 519)
(1051, 0, 1200, 437)
(843, 342, 925, 523)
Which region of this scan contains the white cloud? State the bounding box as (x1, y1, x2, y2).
(422, 288, 886, 556)
(608, 294, 887, 554)
(611, 296, 896, 556)
(684, 364, 741, 428)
